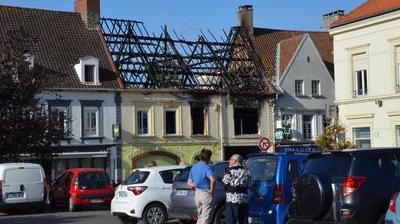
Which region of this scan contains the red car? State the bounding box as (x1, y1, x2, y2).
(50, 168, 114, 212)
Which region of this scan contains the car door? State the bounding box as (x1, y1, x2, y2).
(53, 171, 73, 204)
(285, 159, 300, 206)
(158, 169, 181, 207)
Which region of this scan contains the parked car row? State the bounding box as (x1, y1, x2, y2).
(2, 148, 400, 224)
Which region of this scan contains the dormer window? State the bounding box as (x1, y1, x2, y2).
(84, 65, 95, 83)
(74, 56, 100, 85)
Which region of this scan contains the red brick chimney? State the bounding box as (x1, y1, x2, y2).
(74, 0, 100, 29)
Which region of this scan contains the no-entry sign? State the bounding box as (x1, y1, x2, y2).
(258, 137, 271, 152)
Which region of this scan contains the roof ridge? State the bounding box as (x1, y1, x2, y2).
(253, 26, 328, 34)
(0, 4, 75, 15)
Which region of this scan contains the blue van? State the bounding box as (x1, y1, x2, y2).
(246, 151, 314, 224)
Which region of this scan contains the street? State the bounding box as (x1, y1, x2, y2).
(0, 208, 119, 224)
(0, 207, 180, 224)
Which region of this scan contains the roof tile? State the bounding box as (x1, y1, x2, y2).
(332, 0, 400, 28)
(0, 5, 121, 90)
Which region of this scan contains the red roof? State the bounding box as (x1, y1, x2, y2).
(278, 35, 304, 77)
(332, 0, 400, 28)
(250, 28, 333, 78)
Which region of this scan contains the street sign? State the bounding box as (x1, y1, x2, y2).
(275, 129, 284, 141)
(258, 137, 271, 152)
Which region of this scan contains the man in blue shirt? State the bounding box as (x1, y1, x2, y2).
(187, 148, 215, 224)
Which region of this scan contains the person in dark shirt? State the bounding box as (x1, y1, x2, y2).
(222, 154, 258, 224)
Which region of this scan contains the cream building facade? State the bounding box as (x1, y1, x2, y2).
(330, 3, 400, 148)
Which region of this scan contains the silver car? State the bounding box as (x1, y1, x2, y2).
(169, 161, 228, 224)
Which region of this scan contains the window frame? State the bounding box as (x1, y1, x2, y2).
(80, 100, 103, 139)
(47, 100, 72, 138)
(302, 115, 313, 141)
(395, 46, 400, 93)
(311, 80, 320, 96)
(396, 125, 400, 147)
(136, 108, 150, 135)
(295, 80, 304, 96)
(234, 107, 259, 136)
(351, 52, 368, 98)
(84, 64, 95, 84)
(352, 127, 371, 148)
(355, 69, 368, 96)
(190, 105, 208, 136)
(165, 108, 178, 135)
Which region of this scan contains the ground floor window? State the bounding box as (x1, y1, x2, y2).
(353, 127, 371, 148)
(302, 115, 313, 141)
(54, 157, 107, 178)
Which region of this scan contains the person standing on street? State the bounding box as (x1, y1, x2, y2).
(187, 148, 215, 224)
(222, 154, 256, 224)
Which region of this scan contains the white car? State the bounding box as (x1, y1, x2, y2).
(0, 163, 47, 211)
(111, 165, 185, 224)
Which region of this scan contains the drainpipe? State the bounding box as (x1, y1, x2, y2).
(218, 94, 225, 161)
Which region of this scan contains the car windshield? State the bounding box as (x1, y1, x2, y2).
(247, 156, 278, 181)
(123, 170, 150, 185)
(174, 167, 191, 182)
(78, 172, 110, 189)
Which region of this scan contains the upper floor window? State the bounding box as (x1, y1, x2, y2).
(83, 107, 98, 136)
(47, 100, 72, 138)
(191, 106, 207, 135)
(165, 109, 177, 135)
(396, 125, 400, 147)
(80, 100, 103, 138)
(395, 47, 400, 93)
(311, 80, 320, 96)
(74, 56, 100, 85)
(352, 53, 368, 97)
(234, 107, 258, 135)
(295, 80, 304, 95)
(137, 109, 149, 135)
(84, 65, 95, 83)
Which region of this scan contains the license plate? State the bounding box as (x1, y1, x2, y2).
(118, 191, 127, 197)
(248, 217, 261, 224)
(89, 199, 103, 203)
(6, 192, 23, 198)
(175, 190, 188, 196)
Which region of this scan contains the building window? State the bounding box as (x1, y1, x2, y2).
(83, 107, 98, 136)
(234, 107, 258, 135)
(84, 65, 95, 83)
(137, 109, 149, 135)
(311, 80, 320, 96)
(395, 47, 400, 93)
(396, 125, 400, 147)
(295, 80, 304, 95)
(352, 53, 368, 97)
(165, 109, 177, 134)
(303, 115, 313, 140)
(353, 127, 371, 148)
(191, 106, 205, 135)
(47, 100, 72, 138)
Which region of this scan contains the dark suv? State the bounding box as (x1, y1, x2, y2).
(288, 148, 400, 224)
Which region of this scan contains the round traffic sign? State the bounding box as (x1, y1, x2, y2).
(258, 137, 271, 152)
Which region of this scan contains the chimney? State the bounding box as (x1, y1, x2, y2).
(75, 0, 100, 29)
(238, 5, 254, 36)
(322, 10, 344, 31)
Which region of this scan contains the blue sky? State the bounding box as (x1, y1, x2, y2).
(0, 0, 366, 38)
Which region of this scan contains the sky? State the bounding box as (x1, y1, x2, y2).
(0, 0, 366, 39)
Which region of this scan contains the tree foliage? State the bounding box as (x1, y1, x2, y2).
(316, 121, 355, 151)
(0, 27, 65, 162)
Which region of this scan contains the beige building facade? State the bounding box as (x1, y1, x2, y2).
(330, 5, 400, 148)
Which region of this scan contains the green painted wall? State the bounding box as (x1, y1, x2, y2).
(121, 142, 221, 179)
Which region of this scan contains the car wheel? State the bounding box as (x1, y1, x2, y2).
(68, 196, 77, 212)
(213, 205, 225, 224)
(140, 203, 167, 224)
